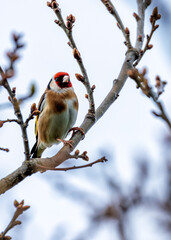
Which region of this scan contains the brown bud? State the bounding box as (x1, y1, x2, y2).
(67, 14, 75, 23)
(133, 12, 140, 21)
(152, 7, 158, 18)
(6, 69, 14, 79)
(54, 20, 61, 26)
(31, 103, 37, 113)
(138, 35, 142, 42)
(151, 7, 161, 22)
(17, 43, 25, 49)
(14, 200, 19, 207)
(142, 68, 147, 76)
(73, 48, 81, 60)
(155, 79, 160, 87)
(12, 87, 16, 94)
(148, 44, 153, 49)
(156, 75, 160, 81)
(67, 21, 72, 30)
(146, 34, 150, 41)
(145, 0, 151, 6)
(127, 69, 138, 80)
(140, 49, 144, 55)
(75, 149, 80, 155)
(8, 96, 12, 102)
(15, 220, 22, 225)
(6, 52, 19, 62)
(17, 204, 23, 209)
(0, 121, 4, 128)
(47, 1, 52, 8)
(157, 14, 161, 20)
(84, 155, 89, 161)
(85, 94, 88, 99)
(154, 24, 159, 30)
(91, 85, 96, 90)
(12, 33, 19, 42)
(125, 27, 130, 34)
(23, 205, 30, 211)
(51, 1, 59, 9)
(20, 199, 24, 205)
(67, 41, 72, 47)
(75, 73, 84, 82)
(3, 236, 12, 240)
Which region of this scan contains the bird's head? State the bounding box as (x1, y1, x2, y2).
(48, 72, 72, 91)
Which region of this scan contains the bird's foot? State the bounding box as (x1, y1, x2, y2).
(57, 138, 73, 148)
(68, 127, 85, 138)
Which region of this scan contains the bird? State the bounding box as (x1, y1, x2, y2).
(31, 72, 78, 158)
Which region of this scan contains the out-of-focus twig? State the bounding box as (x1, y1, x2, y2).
(0, 34, 30, 160)
(0, 200, 30, 240)
(0, 83, 36, 110)
(128, 68, 171, 130)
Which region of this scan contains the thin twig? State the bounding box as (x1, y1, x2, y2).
(24, 110, 40, 128)
(0, 200, 30, 240)
(37, 157, 107, 172)
(0, 147, 9, 152)
(0, 84, 36, 110)
(153, 102, 171, 130)
(100, 0, 132, 49)
(0, 34, 31, 160)
(134, 6, 161, 66)
(0, 71, 30, 160)
(128, 69, 171, 131)
(47, 1, 95, 117)
(0, 119, 19, 125)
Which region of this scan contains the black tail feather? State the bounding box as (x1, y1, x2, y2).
(31, 141, 38, 158)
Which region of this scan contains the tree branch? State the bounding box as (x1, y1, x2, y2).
(0, 34, 30, 160)
(0, 200, 30, 240)
(47, 1, 95, 117)
(100, 0, 132, 49)
(134, 6, 161, 66)
(135, 0, 146, 51)
(37, 157, 107, 172)
(0, 147, 9, 152)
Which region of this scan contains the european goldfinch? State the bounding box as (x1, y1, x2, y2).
(31, 72, 78, 158)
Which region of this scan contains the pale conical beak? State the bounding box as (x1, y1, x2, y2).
(63, 75, 70, 83)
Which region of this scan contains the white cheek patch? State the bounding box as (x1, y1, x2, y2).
(50, 79, 61, 92)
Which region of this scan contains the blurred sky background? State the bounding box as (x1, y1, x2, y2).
(0, 0, 171, 240)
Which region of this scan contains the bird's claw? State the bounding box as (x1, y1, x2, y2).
(57, 138, 73, 148)
(68, 127, 85, 138)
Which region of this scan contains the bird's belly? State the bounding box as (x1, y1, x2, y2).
(38, 106, 77, 146)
